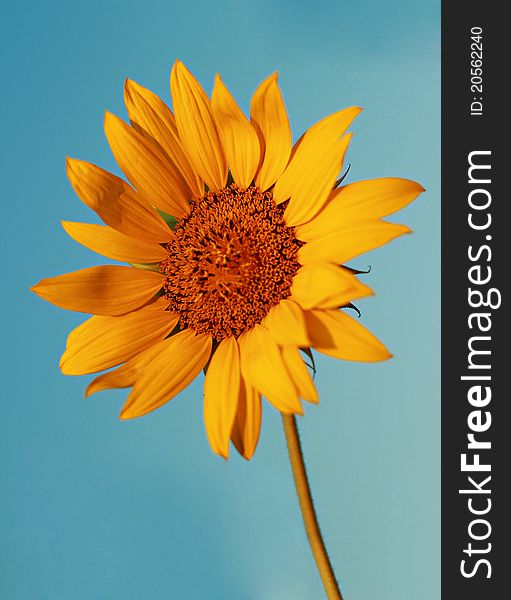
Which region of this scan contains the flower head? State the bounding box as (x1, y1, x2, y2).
(32, 61, 423, 459)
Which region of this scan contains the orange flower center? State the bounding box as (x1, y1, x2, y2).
(160, 184, 302, 341)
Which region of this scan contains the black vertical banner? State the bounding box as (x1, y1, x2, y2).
(442, 2, 507, 598)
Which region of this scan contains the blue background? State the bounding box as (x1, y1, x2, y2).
(0, 1, 440, 598)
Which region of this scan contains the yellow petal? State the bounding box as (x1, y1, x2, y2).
(66, 158, 170, 243)
(32, 266, 164, 315)
(238, 324, 302, 414)
(104, 112, 190, 217)
(273, 107, 362, 225)
(85, 338, 168, 397)
(211, 74, 261, 188)
(296, 178, 424, 241)
(262, 299, 310, 346)
(280, 346, 318, 404)
(170, 60, 227, 191)
(298, 221, 411, 265)
(204, 336, 240, 458)
(61, 299, 178, 375)
(124, 79, 204, 198)
(250, 73, 292, 191)
(304, 309, 391, 362)
(231, 376, 262, 460)
(120, 330, 212, 419)
(66, 296, 169, 349)
(291, 263, 373, 310)
(62, 221, 166, 264)
(284, 132, 353, 226)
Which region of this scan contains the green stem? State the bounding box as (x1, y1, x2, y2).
(282, 414, 344, 600)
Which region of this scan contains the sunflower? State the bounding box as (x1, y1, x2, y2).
(32, 60, 423, 459)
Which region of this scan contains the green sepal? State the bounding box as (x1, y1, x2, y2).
(300, 347, 316, 376)
(129, 262, 161, 272)
(156, 208, 178, 230)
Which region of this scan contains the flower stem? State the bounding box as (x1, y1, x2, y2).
(281, 414, 344, 600)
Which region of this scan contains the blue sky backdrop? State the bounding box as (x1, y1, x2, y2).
(0, 1, 440, 598)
